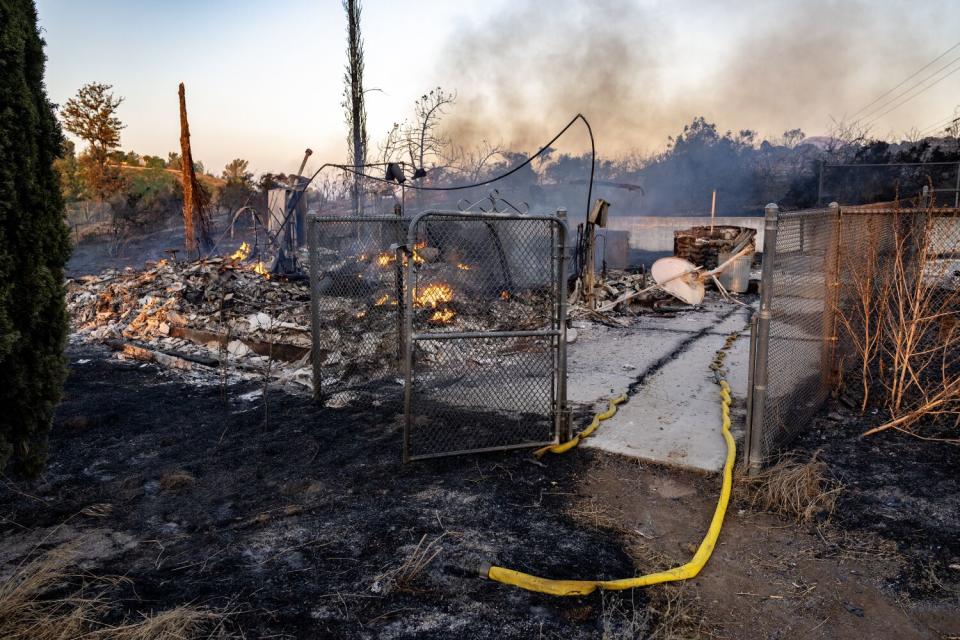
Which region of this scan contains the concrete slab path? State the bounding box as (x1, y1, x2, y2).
(568, 298, 755, 473)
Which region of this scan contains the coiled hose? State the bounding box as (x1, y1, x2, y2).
(482, 331, 741, 596)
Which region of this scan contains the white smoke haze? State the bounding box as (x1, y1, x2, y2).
(434, 0, 954, 155)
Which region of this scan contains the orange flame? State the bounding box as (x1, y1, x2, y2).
(429, 308, 455, 323)
(457, 263, 471, 271)
(230, 241, 251, 261)
(376, 252, 395, 267)
(500, 290, 510, 300)
(252, 261, 270, 279)
(415, 283, 453, 308)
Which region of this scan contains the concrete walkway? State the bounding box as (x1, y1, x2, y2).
(568, 299, 754, 473)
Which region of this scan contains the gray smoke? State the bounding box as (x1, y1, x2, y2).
(434, 0, 947, 155)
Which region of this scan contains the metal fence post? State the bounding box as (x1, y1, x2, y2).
(745, 203, 779, 474)
(555, 208, 570, 442)
(307, 214, 323, 403)
(821, 203, 842, 389)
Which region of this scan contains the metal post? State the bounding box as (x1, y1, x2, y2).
(555, 208, 570, 442)
(743, 312, 759, 465)
(307, 215, 323, 403)
(817, 160, 825, 207)
(401, 216, 418, 463)
(746, 203, 779, 474)
(954, 161, 959, 209)
(821, 203, 842, 389)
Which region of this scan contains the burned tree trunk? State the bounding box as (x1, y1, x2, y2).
(178, 82, 212, 253)
(343, 0, 367, 215)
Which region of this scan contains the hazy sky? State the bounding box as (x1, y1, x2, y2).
(36, 0, 960, 177)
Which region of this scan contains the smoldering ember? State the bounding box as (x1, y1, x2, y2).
(3, 2, 960, 639)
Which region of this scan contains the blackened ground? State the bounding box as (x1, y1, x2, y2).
(1, 344, 645, 639)
(792, 400, 960, 601)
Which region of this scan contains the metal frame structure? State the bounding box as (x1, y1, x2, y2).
(400, 210, 569, 461)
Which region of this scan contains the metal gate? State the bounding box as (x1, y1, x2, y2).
(401, 211, 568, 461)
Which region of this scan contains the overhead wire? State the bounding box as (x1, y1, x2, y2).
(918, 113, 960, 137)
(307, 114, 596, 230)
(848, 40, 960, 120)
(860, 57, 960, 127)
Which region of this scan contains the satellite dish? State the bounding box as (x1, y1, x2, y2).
(651, 257, 705, 305)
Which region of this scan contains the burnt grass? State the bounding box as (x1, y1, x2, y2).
(1, 344, 646, 639)
(792, 399, 960, 601)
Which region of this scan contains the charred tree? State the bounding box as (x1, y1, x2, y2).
(0, 0, 71, 475)
(178, 82, 212, 253)
(343, 0, 367, 215)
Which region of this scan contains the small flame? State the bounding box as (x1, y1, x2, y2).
(230, 241, 251, 261)
(457, 263, 471, 271)
(252, 261, 270, 279)
(415, 283, 453, 308)
(414, 241, 427, 250)
(500, 290, 510, 300)
(376, 252, 395, 267)
(356, 310, 367, 319)
(429, 308, 456, 323)
(375, 294, 390, 306)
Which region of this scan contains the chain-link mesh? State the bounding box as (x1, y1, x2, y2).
(833, 207, 960, 408)
(308, 215, 406, 398)
(403, 212, 565, 460)
(756, 208, 837, 460)
(749, 205, 960, 468)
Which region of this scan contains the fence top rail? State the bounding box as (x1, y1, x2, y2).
(838, 206, 960, 217)
(308, 213, 410, 223)
(409, 209, 566, 224)
(779, 207, 834, 218)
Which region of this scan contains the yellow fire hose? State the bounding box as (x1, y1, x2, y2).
(483, 332, 740, 596)
(533, 394, 628, 458)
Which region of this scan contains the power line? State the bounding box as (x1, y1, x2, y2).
(861, 60, 960, 127)
(918, 112, 959, 136)
(858, 53, 960, 124)
(849, 40, 960, 119)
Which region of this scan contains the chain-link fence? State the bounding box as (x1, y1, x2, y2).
(308, 210, 569, 461)
(746, 203, 960, 470)
(402, 212, 568, 461)
(308, 215, 406, 399)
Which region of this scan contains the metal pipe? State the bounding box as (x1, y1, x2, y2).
(743, 312, 758, 466)
(411, 329, 560, 341)
(746, 203, 779, 474)
(555, 208, 570, 442)
(821, 203, 842, 389)
(307, 214, 323, 403)
(402, 217, 417, 463)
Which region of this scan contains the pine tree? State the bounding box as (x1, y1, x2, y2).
(0, 0, 71, 475)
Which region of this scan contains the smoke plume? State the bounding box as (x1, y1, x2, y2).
(434, 0, 947, 155)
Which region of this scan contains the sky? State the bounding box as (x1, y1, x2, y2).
(36, 0, 960, 178)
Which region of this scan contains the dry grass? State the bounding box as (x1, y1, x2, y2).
(736, 453, 842, 523)
(373, 533, 446, 595)
(835, 199, 960, 440)
(599, 591, 650, 639)
(0, 546, 227, 640)
(646, 584, 705, 640)
(158, 470, 196, 492)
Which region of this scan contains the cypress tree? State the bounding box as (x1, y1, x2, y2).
(0, 0, 71, 475)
